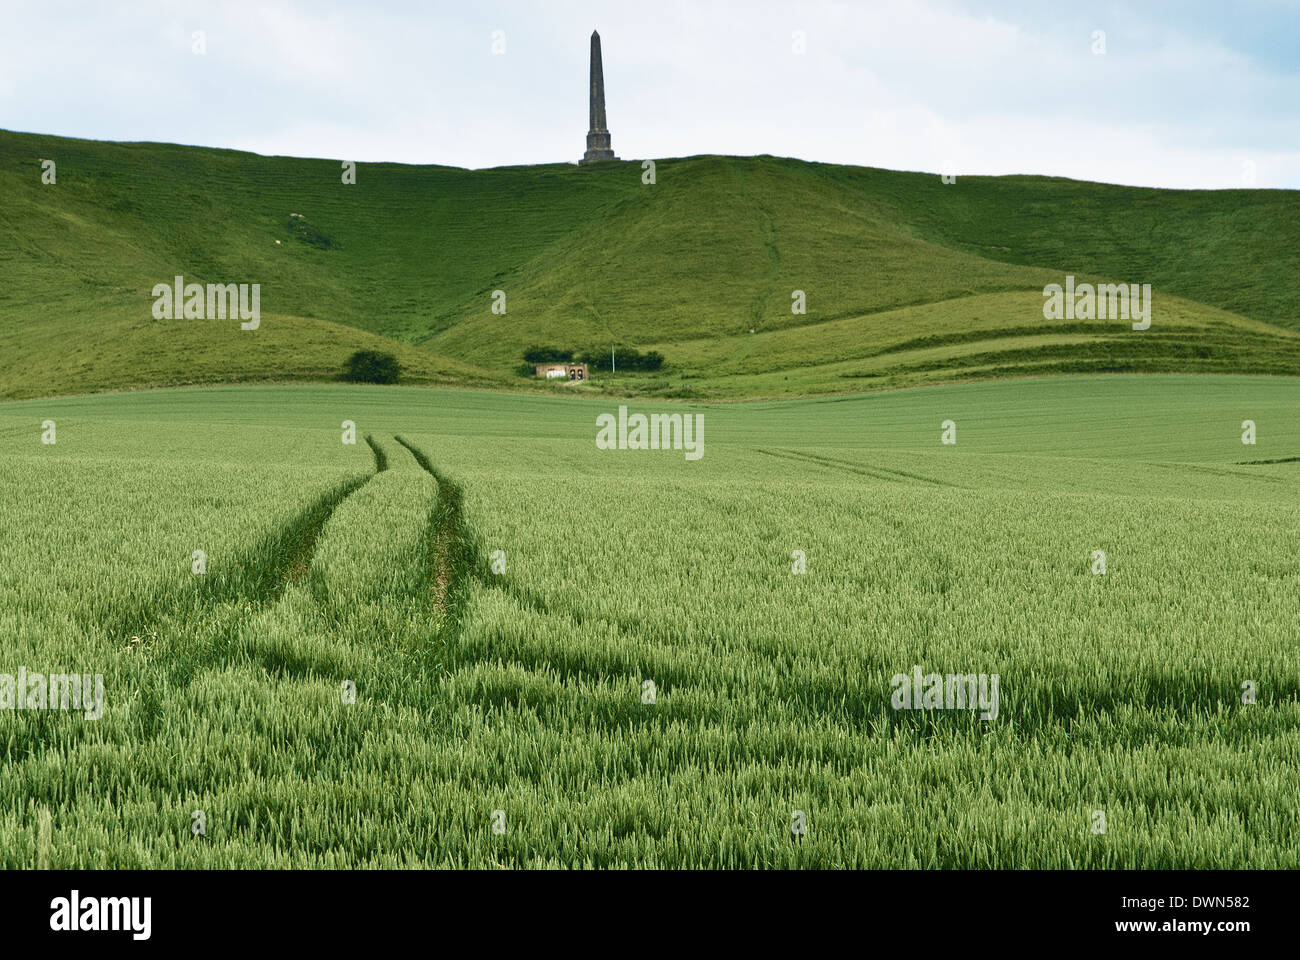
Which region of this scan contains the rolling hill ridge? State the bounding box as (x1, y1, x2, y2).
(2, 128, 1297, 400)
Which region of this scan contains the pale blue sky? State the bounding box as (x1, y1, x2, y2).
(2, 0, 1297, 188)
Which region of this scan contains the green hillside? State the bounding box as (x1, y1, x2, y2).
(2, 128, 1297, 400)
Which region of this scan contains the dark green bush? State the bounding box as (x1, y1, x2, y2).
(522, 345, 666, 373)
(285, 215, 334, 249)
(342, 350, 401, 384)
(522, 345, 574, 364)
(579, 347, 665, 372)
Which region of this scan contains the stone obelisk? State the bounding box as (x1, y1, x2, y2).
(581, 30, 618, 164)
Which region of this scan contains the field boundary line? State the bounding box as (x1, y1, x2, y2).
(757, 447, 961, 488)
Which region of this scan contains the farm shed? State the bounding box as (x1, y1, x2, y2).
(535, 363, 589, 381)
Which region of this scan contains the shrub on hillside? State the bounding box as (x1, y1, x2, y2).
(579, 347, 665, 372)
(342, 350, 402, 384)
(522, 345, 574, 364)
(284, 214, 334, 249)
(522, 345, 666, 373)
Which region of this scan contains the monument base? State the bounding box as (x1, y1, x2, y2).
(580, 150, 619, 164)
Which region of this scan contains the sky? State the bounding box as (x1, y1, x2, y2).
(2, 0, 1298, 188)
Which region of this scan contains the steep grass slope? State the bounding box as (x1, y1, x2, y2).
(2, 129, 1297, 399)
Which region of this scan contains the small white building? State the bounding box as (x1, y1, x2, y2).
(535, 363, 589, 381)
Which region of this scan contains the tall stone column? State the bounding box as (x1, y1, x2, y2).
(581, 31, 618, 164)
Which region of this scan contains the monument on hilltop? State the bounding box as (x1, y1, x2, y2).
(581, 31, 618, 164)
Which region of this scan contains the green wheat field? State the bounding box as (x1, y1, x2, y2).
(1, 377, 1296, 867)
(2, 127, 1298, 868)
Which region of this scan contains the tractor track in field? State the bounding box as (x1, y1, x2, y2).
(393, 435, 656, 670)
(756, 447, 961, 488)
(1236, 455, 1300, 466)
(392, 436, 476, 651)
(103, 441, 382, 644)
(102, 435, 388, 714)
(90, 431, 483, 745)
(364, 434, 389, 472)
(1144, 459, 1294, 485)
(96, 429, 489, 744)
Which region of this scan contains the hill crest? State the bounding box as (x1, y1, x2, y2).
(2, 128, 1297, 400)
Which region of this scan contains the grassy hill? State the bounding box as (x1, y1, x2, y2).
(2, 128, 1297, 400)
